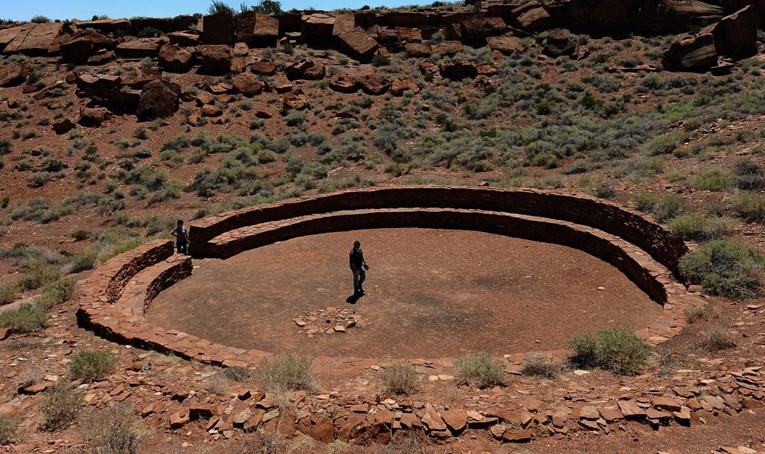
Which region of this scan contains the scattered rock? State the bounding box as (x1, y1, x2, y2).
(197, 45, 232, 75)
(137, 79, 180, 121)
(158, 44, 194, 73)
(52, 118, 75, 135)
(232, 73, 264, 96)
(0, 62, 27, 87)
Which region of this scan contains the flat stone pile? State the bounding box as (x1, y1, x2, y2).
(293, 307, 367, 336)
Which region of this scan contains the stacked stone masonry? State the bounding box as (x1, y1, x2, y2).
(74, 187, 757, 445)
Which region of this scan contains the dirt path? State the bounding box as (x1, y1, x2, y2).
(148, 228, 661, 359)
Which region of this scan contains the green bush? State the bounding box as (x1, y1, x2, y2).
(0, 415, 18, 444)
(652, 193, 685, 222)
(0, 281, 19, 306)
(693, 167, 730, 191)
(699, 326, 736, 352)
(79, 404, 145, 454)
(255, 354, 314, 392)
(668, 214, 734, 241)
(732, 191, 765, 222)
(454, 352, 505, 389)
(680, 240, 765, 299)
(69, 350, 118, 382)
(643, 131, 688, 156)
(221, 366, 251, 383)
(567, 328, 649, 375)
(521, 354, 564, 379)
(40, 384, 81, 432)
(0, 303, 48, 333)
(381, 365, 419, 395)
(37, 278, 77, 310)
(18, 262, 61, 291)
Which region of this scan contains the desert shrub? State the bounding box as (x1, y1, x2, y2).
(0, 415, 18, 444)
(79, 404, 146, 454)
(255, 354, 314, 392)
(693, 167, 730, 191)
(699, 326, 736, 352)
(634, 191, 657, 213)
(30, 15, 50, 23)
(40, 384, 81, 432)
(680, 240, 765, 299)
(521, 354, 564, 379)
(18, 262, 61, 291)
(454, 352, 505, 389)
(567, 328, 649, 375)
(381, 365, 419, 395)
(686, 305, 710, 324)
(643, 131, 688, 156)
(69, 350, 118, 382)
(0, 282, 19, 306)
(733, 158, 765, 190)
(221, 366, 252, 383)
(0, 303, 48, 334)
(72, 229, 90, 241)
(37, 278, 77, 310)
(732, 190, 765, 222)
(668, 214, 735, 241)
(377, 433, 428, 454)
(651, 193, 685, 222)
(231, 433, 285, 454)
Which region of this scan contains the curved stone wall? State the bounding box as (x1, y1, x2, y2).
(188, 187, 689, 279)
(77, 187, 702, 368)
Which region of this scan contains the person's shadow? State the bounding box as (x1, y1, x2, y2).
(346, 293, 365, 305)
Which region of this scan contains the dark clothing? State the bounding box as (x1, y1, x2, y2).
(175, 226, 188, 255)
(349, 248, 364, 270)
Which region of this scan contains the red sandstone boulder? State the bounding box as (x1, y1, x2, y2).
(356, 72, 390, 95)
(391, 78, 420, 96)
(158, 44, 194, 73)
(302, 13, 336, 38)
(249, 60, 277, 75)
(116, 39, 162, 58)
(515, 4, 556, 31)
(329, 73, 358, 93)
(542, 30, 578, 58)
(59, 30, 117, 63)
(405, 42, 432, 57)
(52, 118, 75, 135)
(79, 107, 112, 127)
(487, 34, 524, 54)
(333, 14, 356, 36)
(339, 29, 380, 60)
(460, 16, 507, 42)
(235, 11, 258, 44)
(168, 31, 200, 46)
(662, 30, 717, 71)
(137, 79, 179, 121)
(232, 73, 264, 96)
(4, 22, 63, 55)
(253, 14, 280, 47)
(197, 45, 232, 75)
(201, 11, 234, 45)
(0, 62, 27, 87)
(283, 89, 310, 110)
(713, 5, 758, 57)
(439, 59, 478, 80)
(433, 40, 463, 56)
(285, 59, 325, 80)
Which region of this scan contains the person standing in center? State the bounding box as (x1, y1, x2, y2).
(349, 240, 369, 295)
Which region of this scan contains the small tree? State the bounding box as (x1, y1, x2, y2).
(251, 0, 283, 14)
(208, 1, 235, 15)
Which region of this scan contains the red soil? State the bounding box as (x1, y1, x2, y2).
(148, 228, 661, 359)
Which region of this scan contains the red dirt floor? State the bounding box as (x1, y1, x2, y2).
(148, 228, 662, 359)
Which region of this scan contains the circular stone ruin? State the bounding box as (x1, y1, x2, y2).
(76, 187, 704, 368)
